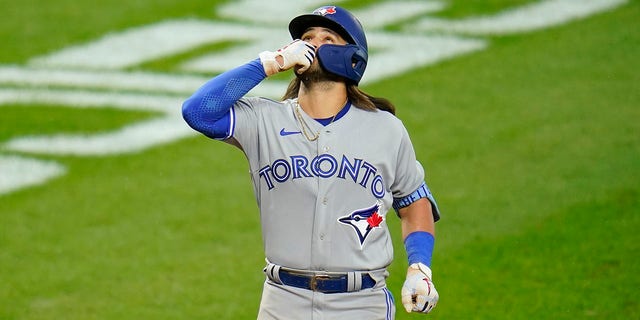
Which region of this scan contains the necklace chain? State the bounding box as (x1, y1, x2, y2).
(294, 101, 342, 141)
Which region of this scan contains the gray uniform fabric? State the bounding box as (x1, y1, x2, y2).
(230, 97, 423, 319)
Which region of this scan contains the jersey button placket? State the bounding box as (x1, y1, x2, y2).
(322, 128, 332, 153)
(311, 133, 332, 269)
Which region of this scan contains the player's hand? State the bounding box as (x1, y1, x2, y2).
(259, 40, 315, 76)
(401, 263, 439, 314)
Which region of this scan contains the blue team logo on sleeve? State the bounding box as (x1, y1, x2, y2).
(338, 202, 384, 247)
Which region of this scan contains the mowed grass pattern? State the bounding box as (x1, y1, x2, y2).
(1, 1, 638, 319)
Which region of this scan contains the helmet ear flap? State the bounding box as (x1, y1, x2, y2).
(317, 44, 368, 84)
(351, 47, 368, 80)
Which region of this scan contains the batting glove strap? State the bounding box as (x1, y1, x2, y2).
(259, 40, 315, 76)
(258, 51, 282, 76)
(401, 263, 439, 314)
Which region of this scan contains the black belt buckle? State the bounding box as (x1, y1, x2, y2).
(309, 274, 332, 291)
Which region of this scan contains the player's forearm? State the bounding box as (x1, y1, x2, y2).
(182, 59, 266, 134)
(399, 199, 436, 267)
(399, 198, 435, 239)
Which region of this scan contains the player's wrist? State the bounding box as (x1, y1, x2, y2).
(404, 231, 435, 267)
(408, 262, 433, 279)
(259, 51, 282, 76)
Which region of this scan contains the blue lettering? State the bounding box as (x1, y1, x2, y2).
(311, 154, 338, 178)
(290, 155, 312, 179)
(371, 175, 385, 198)
(271, 159, 291, 183)
(359, 162, 377, 188)
(258, 154, 386, 199)
(338, 156, 362, 183)
(259, 165, 275, 190)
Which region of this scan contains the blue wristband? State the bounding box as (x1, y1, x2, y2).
(404, 231, 435, 267)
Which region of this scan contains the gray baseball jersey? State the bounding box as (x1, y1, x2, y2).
(230, 97, 424, 272)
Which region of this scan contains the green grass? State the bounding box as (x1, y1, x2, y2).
(375, 2, 640, 318)
(0, 0, 226, 64)
(0, 105, 157, 142)
(1, 1, 639, 319)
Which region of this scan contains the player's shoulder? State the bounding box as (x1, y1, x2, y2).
(351, 104, 406, 129)
(240, 96, 284, 107)
(235, 96, 293, 115)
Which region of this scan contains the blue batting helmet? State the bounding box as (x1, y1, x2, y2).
(289, 5, 368, 85)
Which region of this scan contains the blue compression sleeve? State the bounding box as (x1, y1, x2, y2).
(404, 231, 435, 267)
(182, 58, 267, 139)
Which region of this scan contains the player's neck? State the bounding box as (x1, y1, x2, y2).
(297, 82, 348, 119)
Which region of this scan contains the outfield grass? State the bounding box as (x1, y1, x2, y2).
(1, 1, 638, 319)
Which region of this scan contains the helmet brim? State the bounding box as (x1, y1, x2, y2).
(288, 14, 355, 45)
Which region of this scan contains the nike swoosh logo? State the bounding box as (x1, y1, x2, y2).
(280, 128, 301, 136)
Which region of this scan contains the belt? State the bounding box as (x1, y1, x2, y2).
(277, 269, 376, 294)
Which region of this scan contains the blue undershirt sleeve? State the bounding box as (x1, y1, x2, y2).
(182, 58, 267, 139)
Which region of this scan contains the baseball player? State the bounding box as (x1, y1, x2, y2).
(182, 5, 441, 319)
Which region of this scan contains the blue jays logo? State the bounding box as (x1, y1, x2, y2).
(338, 202, 384, 247)
(314, 6, 337, 16)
